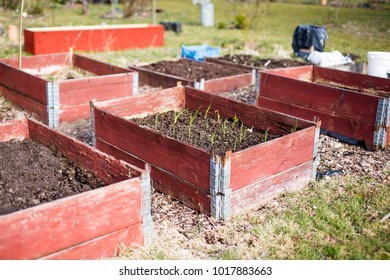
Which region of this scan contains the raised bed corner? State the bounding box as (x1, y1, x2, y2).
(24, 24, 164, 55)
(91, 86, 319, 220)
(256, 66, 390, 150)
(0, 118, 151, 260)
(0, 53, 138, 127)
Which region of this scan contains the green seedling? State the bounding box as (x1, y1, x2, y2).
(239, 121, 244, 143)
(263, 127, 270, 142)
(188, 106, 201, 138)
(211, 131, 216, 146)
(232, 113, 239, 129)
(291, 119, 298, 133)
(221, 119, 228, 138)
(233, 137, 238, 151)
(154, 113, 159, 128)
(173, 108, 187, 133)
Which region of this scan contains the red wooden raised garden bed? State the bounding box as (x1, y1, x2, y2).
(128, 58, 254, 93)
(24, 24, 164, 55)
(0, 118, 151, 260)
(256, 65, 390, 150)
(0, 53, 138, 127)
(91, 86, 320, 220)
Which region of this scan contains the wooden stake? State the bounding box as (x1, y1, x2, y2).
(18, 0, 25, 69)
(152, 0, 156, 25)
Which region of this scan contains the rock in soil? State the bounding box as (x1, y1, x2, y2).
(141, 58, 249, 81)
(0, 139, 105, 215)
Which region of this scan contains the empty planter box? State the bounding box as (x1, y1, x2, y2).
(0, 53, 138, 127)
(91, 86, 320, 220)
(256, 65, 390, 149)
(0, 118, 151, 260)
(24, 24, 164, 55)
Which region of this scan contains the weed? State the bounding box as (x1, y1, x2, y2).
(221, 119, 228, 138)
(291, 119, 298, 133)
(263, 127, 270, 142)
(232, 113, 239, 129)
(188, 106, 201, 138)
(233, 137, 238, 151)
(215, 110, 221, 123)
(239, 122, 244, 143)
(154, 113, 159, 128)
(204, 104, 212, 119)
(211, 131, 216, 146)
(173, 108, 186, 133)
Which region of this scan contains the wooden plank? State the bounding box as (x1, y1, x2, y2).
(24, 25, 164, 55)
(93, 107, 211, 190)
(259, 72, 380, 123)
(73, 54, 132, 76)
(257, 96, 375, 145)
(0, 53, 70, 69)
(314, 66, 390, 94)
(0, 84, 48, 123)
(128, 65, 192, 88)
(0, 179, 142, 260)
(42, 224, 143, 260)
(230, 127, 315, 191)
(28, 119, 142, 184)
(0, 61, 47, 105)
(58, 103, 91, 123)
(204, 72, 253, 94)
(230, 161, 313, 217)
(262, 65, 313, 81)
(96, 139, 211, 214)
(0, 118, 29, 141)
(184, 86, 315, 135)
(93, 86, 184, 118)
(59, 73, 135, 106)
(205, 57, 255, 71)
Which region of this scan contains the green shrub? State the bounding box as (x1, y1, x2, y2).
(234, 14, 250, 30)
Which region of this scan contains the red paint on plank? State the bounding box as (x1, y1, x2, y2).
(73, 54, 131, 76)
(204, 72, 253, 94)
(262, 65, 313, 81)
(0, 118, 29, 141)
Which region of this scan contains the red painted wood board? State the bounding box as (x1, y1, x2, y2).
(313, 66, 390, 94)
(93, 107, 211, 190)
(0, 118, 29, 141)
(0, 59, 47, 105)
(204, 72, 253, 94)
(258, 96, 375, 145)
(91, 86, 185, 119)
(128, 65, 192, 89)
(73, 55, 131, 76)
(24, 24, 164, 55)
(230, 161, 313, 217)
(230, 126, 315, 191)
(0, 84, 49, 123)
(184, 86, 314, 135)
(42, 224, 143, 260)
(0, 118, 148, 259)
(96, 138, 212, 215)
(59, 73, 135, 106)
(259, 72, 380, 124)
(0, 179, 142, 260)
(0, 53, 70, 69)
(262, 65, 314, 80)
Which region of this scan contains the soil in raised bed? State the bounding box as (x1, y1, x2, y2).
(141, 59, 249, 80)
(216, 85, 257, 105)
(0, 139, 105, 215)
(131, 108, 285, 156)
(57, 119, 93, 146)
(0, 95, 24, 122)
(218, 54, 309, 69)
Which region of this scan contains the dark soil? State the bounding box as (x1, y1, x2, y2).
(131, 109, 283, 156)
(0, 95, 24, 122)
(141, 59, 249, 80)
(216, 85, 257, 105)
(0, 139, 105, 215)
(218, 54, 309, 69)
(57, 119, 93, 146)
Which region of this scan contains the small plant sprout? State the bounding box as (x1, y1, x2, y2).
(173, 108, 187, 133)
(291, 119, 298, 133)
(204, 104, 212, 119)
(233, 137, 238, 151)
(232, 113, 239, 129)
(215, 110, 221, 123)
(221, 118, 228, 138)
(154, 113, 159, 128)
(188, 106, 201, 137)
(211, 131, 216, 146)
(263, 127, 270, 142)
